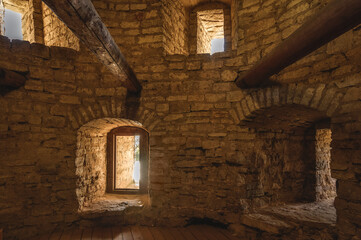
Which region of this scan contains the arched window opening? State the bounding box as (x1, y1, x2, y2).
(240, 105, 337, 205)
(107, 127, 149, 194)
(76, 118, 149, 212)
(238, 105, 337, 237)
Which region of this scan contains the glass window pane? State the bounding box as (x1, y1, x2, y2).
(115, 135, 140, 189)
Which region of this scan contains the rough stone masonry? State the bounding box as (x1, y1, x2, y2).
(0, 0, 360, 239)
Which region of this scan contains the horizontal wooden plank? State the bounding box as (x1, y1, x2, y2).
(39, 225, 241, 240)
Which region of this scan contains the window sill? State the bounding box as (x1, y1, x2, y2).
(79, 194, 150, 216)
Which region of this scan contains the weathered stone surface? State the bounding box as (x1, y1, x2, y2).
(1, 0, 361, 240)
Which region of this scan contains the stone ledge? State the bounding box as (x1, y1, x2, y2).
(79, 194, 150, 217)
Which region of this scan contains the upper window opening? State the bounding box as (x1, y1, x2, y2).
(197, 8, 225, 54)
(107, 127, 149, 194)
(1, 8, 23, 40)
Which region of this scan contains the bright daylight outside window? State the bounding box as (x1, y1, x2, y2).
(107, 127, 149, 194)
(115, 135, 140, 189)
(211, 38, 224, 54)
(0, 5, 23, 40)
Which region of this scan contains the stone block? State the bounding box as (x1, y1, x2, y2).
(170, 102, 190, 113)
(227, 91, 244, 102)
(59, 95, 81, 105)
(156, 103, 169, 112)
(29, 67, 53, 80)
(191, 103, 213, 111)
(205, 93, 226, 102)
(300, 87, 315, 106)
(43, 116, 66, 128)
(243, 0, 260, 8)
(221, 70, 237, 82)
(186, 61, 202, 70)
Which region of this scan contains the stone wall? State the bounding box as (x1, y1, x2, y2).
(315, 128, 336, 201)
(76, 130, 107, 209)
(42, 3, 80, 50)
(231, 0, 238, 50)
(162, 0, 188, 54)
(236, 0, 361, 84)
(0, 1, 4, 35)
(0, 36, 128, 239)
(0, 0, 361, 239)
(22, 0, 43, 44)
(196, 12, 212, 53)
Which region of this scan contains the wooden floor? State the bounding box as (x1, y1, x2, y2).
(37, 225, 241, 240)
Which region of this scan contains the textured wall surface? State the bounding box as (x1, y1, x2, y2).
(42, 3, 80, 50)
(162, 0, 188, 54)
(0, 0, 361, 239)
(316, 128, 336, 201)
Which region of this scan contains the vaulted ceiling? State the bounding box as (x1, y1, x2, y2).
(179, 0, 231, 8)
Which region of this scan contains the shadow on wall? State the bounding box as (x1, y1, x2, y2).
(241, 104, 336, 205)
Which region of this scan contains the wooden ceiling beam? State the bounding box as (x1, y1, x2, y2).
(42, 0, 141, 93)
(235, 0, 361, 89)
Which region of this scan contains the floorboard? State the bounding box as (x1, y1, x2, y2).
(122, 226, 134, 240)
(101, 227, 113, 240)
(159, 228, 176, 240)
(138, 226, 154, 240)
(187, 225, 209, 240)
(59, 228, 74, 240)
(179, 228, 197, 240)
(169, 227, 185, 240)
(199, 225, 227, 240)
(148, 227, 166, 240)
(34, 224, 242, 240)
(130, 225, 143, 240)
(81, 228, 93, 240)
(92, 227, 103, 240)
(71, 228, 83, 240)
(111, 226, 123, 240)
(49, 230, 63, 240)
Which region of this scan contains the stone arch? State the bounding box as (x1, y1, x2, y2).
(232, 83, 344, 125)
(75, 118, 149, 209)
(72, 101, 162, 210)
(230, 83, 342, 215)
(66, 100, 162, 132)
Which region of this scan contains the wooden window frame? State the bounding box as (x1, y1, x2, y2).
(107, 126, 149, 194)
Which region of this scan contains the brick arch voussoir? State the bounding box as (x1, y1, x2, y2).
(132, 107, 162, 132)
(235, 84, 344, 124)
(67, 99, 126, 131)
